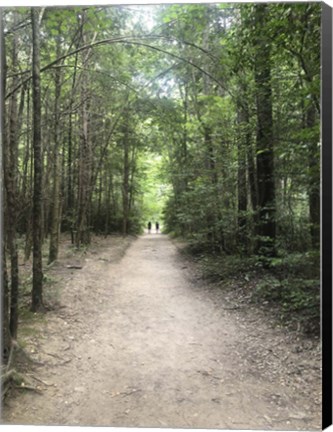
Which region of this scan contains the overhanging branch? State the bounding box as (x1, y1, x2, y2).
(5, 35, 227, 99)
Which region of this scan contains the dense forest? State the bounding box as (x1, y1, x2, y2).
(1, 3, 321, 363)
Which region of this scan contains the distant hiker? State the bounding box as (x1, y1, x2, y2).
(147, 221, 152, 233)
(155, 221, 160, 233)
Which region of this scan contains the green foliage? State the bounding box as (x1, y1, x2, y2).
(253, 274, 319, 333)
(138, 152, 171, 228)
(191, 249, 320, 335)
(195, 253, 258, 282)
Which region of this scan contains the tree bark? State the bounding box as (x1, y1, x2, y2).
(306, 102, 320, 248)
(3, 12, 20, 338)
(128, 146, 137, 216)
(104, 158, 112, 236)
(247, 138, 258, 213)
(1, 9, 12, 361)
(23, 85, 34, 261)
(237, 107, 248, 248)
(31, 7, 44, 311)
(254, 4, 276, 257)
(75, 19, 93, 247)
(48, 34, 62, 263)
(21, 86, 31, 203)
(122, 114, 130, 236)
(67, 46, 79, 243)
(75, 74, 91, 246)
(8, 26, 20, 338)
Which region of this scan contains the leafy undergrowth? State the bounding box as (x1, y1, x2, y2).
(181, 246, 320, 337)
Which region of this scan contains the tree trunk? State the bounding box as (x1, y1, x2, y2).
(3, 12, 20, 339)
(237, 107, 248, 248)
(128, 151, 136, 216)
(2, 251, 11, 362)
(31, 7, 44, 312)
(254, 4, 276, 257)
(307, 102, 320, 248)
(43, 105, 52, 241)
(1, 9, 12, 361)
(97, 173, 103, 226)
(48, 36, 62, 263)
(75, 21, 93, 247)
(204, 125, 220, 251)
(16, 84, 26, 193)
(75, 74, 91, 246)
(104, 160, 112, 236)
(122, 115, 130, 236)
(247, 138, 258, 213)
(67, 49, 79, 243)
(21, 86, 31, 203)
(24, 86, 34, 261)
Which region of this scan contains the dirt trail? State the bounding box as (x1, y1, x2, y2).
(2, 234, 321, 429)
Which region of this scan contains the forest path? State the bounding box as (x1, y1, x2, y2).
(3, 234, 321, 429)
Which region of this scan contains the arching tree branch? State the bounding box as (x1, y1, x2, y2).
(6, 35, 226, 99)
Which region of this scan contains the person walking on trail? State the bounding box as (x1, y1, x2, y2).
(155, 221, 160, 233)
(147, 221, 152, 234)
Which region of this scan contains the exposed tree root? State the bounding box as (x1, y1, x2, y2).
(14, 384, 43, 394)
(27, 373, 54, 387)
(1, 368, 43, 398)
(9, 339, 41, 366)
(1, 340, 44, 400)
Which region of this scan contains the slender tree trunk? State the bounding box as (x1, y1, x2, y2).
(67, 108, 75, 243)
(247, 139, 257, 213)
(75, 75, 91, 246)
(127, 145, 137, 215)
(191, 78, 222, 249)
(182, 85, 188, 168)
(204, 125, 219, 251)
(31, 7, 44, 311)
(237, 107, 248, 248)
(2, 251, 11, 362)
(8, 48, 20, 338)
(48, 36, 62, 263)
(122, 116, 130, 236)
(97, 173, 103, 226)
(254, 4, 276, 257)
(1, 9, 12, 360)
(24, 137, 34, 261)
(246, 131, 258, 255)
(307, 102, 320, 248)
(43, 105, 51, 241)
(3, 12, 20, 338)
(75, 21, 93, 247)
(67, 49, 79, 243)
(104, 159, 112, 236)
(22, 86, 31, 203)
(24, 86, 34, 261)
(16, 84, 26, 194)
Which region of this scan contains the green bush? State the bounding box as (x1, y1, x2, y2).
(190, 249, 320, 335)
